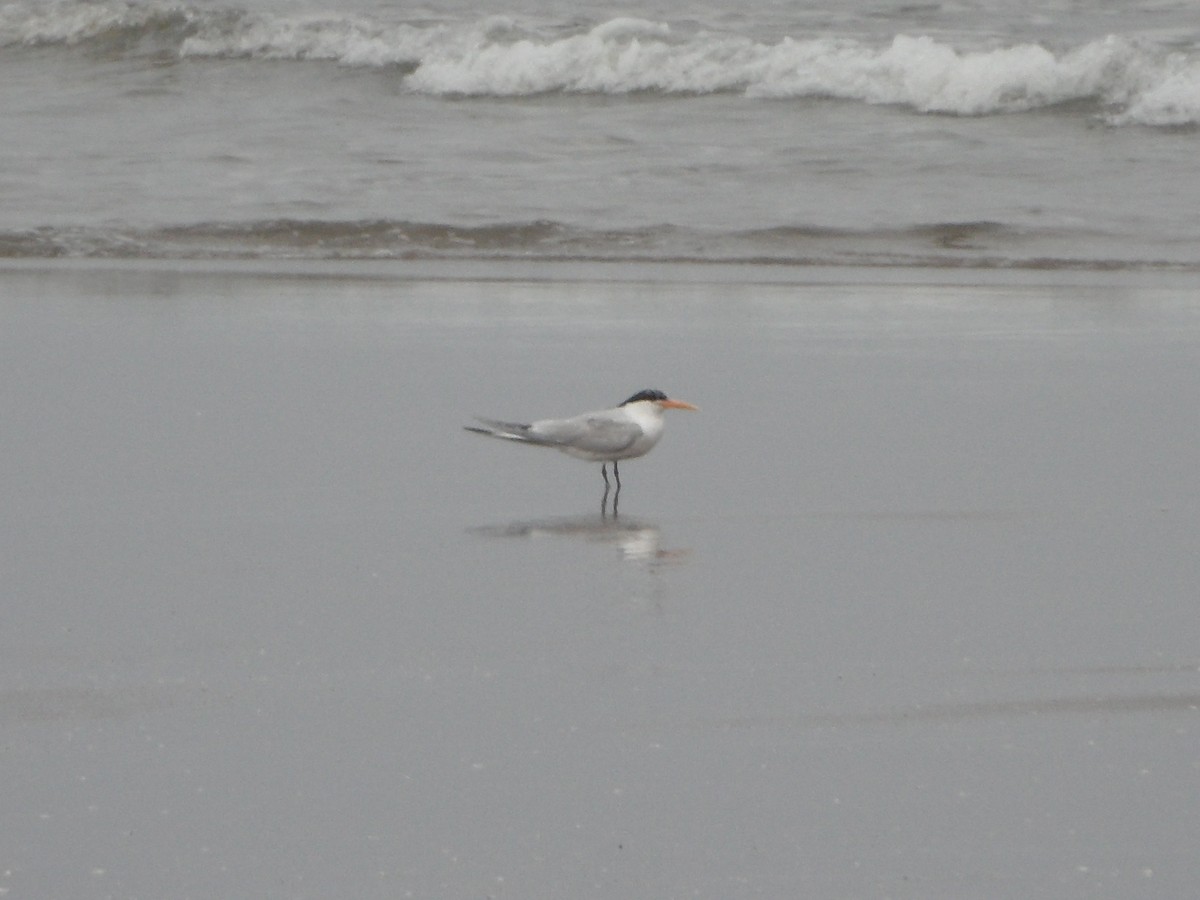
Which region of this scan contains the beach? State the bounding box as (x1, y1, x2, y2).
(5, 0, 1200, 891)
(4, 259, 1198, 897)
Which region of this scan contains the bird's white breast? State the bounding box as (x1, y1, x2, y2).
(558, 401, 666, 462)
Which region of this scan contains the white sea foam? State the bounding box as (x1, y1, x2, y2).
(404, 24, 1197, 124)
(1111, 54, 1200, 126)
(0, 0, 186, 46)
(1, 0, 1197, 124)
(746, 35, 1122, 113)
(179, 13, 449, 66)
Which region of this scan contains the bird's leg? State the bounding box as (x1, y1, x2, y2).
(612, 461, 621, 517)
(601, 464, 610, 518)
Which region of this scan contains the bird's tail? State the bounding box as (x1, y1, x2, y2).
(465, 418, 547, 445)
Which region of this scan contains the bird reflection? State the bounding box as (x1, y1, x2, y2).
(468, 515, 689, 565)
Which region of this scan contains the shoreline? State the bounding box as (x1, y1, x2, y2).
(6, 253, 1200, 291)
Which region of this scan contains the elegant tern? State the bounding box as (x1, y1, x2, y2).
(465, 388, 698, 514)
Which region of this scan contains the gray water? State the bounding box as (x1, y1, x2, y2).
(2, 0, 1199, 268)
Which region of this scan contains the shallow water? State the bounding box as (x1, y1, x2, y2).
(3, 261, 1198, 897)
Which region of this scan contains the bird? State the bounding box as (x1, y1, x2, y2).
(465, 388, 698, 515)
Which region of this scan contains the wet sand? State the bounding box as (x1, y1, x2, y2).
(3, 260, 1199, 897)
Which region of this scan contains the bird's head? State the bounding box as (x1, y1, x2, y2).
(620, 389, 699, 412)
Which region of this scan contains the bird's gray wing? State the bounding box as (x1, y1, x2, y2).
(530, 414, 642, 455)
(465, 417, 557, 445)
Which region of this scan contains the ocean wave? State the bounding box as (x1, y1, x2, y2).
(0, 0, 193, 53)
(1, 0, 1197, 123)
(2, 219, 1196, 272)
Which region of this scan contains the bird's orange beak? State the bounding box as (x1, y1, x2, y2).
(661, 399, 699, 411)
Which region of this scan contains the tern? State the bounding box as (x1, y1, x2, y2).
(465, 388, 699, 515)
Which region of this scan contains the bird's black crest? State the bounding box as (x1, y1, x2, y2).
(620, 389, 668, 406)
